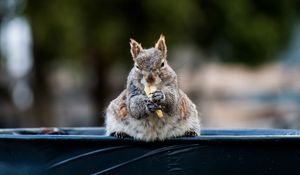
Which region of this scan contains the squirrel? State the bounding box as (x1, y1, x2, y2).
(105, 34, 201, 141)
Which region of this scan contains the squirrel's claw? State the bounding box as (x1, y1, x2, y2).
(110, 132, 132, 139)
(150, 90, 165, 103)
(183, 131, 198, 137)
(145, 99, 160, 113)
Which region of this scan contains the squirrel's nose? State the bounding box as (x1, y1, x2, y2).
(145, 74, 155, 84)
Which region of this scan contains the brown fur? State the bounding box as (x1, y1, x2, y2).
(179, 97, 189, 119)
(115, 90, 128, 118)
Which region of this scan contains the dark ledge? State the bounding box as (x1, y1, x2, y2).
(0, 127, 300, 175)
(0, 127, 300, 140)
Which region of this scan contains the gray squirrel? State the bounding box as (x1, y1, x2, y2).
(105, 35, 201, 141)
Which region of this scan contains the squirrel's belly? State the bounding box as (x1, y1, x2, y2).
(123, 115, 194, 141)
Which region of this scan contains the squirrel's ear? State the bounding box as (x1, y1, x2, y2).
(155, 34, 167, 58)
(130, 39, 143, 59)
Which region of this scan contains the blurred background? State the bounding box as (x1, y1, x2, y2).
(1, 0, 300, 128)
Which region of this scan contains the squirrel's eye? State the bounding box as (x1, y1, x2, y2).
(161, 62, 165, 67)
(135, 65, 140, 70)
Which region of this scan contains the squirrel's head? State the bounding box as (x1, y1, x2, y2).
(130, 34, 169, 85)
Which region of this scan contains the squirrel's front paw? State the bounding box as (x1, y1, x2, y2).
(150, 90, 165, 103)
(145, 99, 160, 113)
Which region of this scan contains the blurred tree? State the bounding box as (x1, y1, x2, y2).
(23, 0, 299, 125)
(206, 0, 295, 66)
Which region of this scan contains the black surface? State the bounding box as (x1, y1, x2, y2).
(0, 128, 300, 175)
